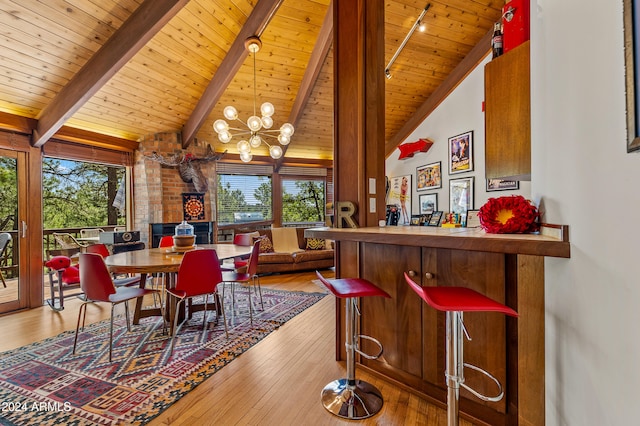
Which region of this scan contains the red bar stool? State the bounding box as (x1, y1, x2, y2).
(315, 271, 391, 420)
(403, 272, 518, 426)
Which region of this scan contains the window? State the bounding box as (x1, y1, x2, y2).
(282, 177, 325, 225)
(42, 158, 126, 229)
(217, 174, 272, 225)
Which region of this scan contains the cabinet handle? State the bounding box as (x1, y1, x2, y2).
(425, 272, 434, 280)
(407, 270, 417, 277)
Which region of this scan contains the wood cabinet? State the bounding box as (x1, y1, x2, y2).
(484, 40, 531, 180)
(359, 243, 509, 424)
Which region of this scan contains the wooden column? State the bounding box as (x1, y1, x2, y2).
(333, 0, 386, 234)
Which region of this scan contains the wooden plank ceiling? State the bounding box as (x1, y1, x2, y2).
(0, 0, 503, 161)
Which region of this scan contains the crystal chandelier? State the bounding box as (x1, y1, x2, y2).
(213, 36, 294, 162)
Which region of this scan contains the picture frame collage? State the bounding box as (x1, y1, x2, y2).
(406, 129, 520, 227)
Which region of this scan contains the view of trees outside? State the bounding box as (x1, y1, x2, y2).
(216, 175, 325, 225)
(282, 179, 325, 223)
(0, 157, 17, 232)
(43, 158, 125, 229)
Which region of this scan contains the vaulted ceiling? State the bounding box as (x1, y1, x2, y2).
(0, 0, 503, 163)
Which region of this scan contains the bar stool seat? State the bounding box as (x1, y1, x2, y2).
(404, 272, 518, 426)
(316, 271, 391, 420)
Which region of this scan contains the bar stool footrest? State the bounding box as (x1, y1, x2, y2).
(355, 334, 384, 360)
(460, 362, 504, 402)
(321, 378, 384, 419)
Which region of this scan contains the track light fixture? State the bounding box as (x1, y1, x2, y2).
(385, 3, 431, 79)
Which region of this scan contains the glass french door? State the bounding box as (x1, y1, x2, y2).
(0, 149, 27, 313)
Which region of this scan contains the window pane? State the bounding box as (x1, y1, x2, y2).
(282, 178, 325, 224)
(42, 158, 126, 229)
(217, 174, 272, 225)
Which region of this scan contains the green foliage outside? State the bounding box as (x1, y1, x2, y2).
(0, 157, 17, 231)
(216, 175, 324, 224)
(282, 180, 325, 223)
(42, 158, 125, 229)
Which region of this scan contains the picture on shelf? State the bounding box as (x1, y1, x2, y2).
(428, 211, 443, 226)
(416, 161, 442, 191)
(386, 175, 412, 225)
(466, 209, 481, 228)
(449, 177, 474, 215)
(419, 193, 437, 215)
(448, 131, 474, 174)
(487, 179, 519, 191)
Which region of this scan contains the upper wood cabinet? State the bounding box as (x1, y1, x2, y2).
(484, 40, 531, 180)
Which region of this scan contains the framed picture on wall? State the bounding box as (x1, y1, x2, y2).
(387, 175, 412, 225)
(419, 193, 437, 214)
(449, 177, 474, 215)
(416, 161, 442, 191)
(448, 131, 474, 174)
(486, 179, 519, 191)
(466, 209, 481, 228)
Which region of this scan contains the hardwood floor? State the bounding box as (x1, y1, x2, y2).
(0, 270, 476, 425)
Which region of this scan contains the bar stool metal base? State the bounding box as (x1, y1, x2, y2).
(321, 378, 384, 420)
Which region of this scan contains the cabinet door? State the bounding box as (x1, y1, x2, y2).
(484, 40, 531, 180)
(359, 242, 423, 380)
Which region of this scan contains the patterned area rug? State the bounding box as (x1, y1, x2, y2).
(0, 288, 325, 426)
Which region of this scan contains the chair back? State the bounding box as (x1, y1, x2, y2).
(53, 232, 84, 249)
(0, 233, 11, 263)
(159, 235, 174, 248)
(79, 253, 116, 302)
(175, 249, 223, 297)
(233, 233, 255, 246)
(85, 243, 110, 258)
(246, 240, 261, 275)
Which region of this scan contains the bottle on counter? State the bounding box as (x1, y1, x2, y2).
(491, 21, 503, 59)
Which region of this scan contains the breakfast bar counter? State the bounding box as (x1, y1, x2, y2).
(305, 225, 570, 426)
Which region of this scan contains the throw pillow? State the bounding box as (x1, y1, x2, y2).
(306, 237, 326, 250)
(258, 236, 274, 253)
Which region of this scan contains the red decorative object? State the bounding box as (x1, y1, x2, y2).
(397, 138, 434, 160)
(478, 195, 539, 234)
(502, 0, 529, 53)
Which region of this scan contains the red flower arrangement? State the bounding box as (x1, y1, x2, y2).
(478, 195, 540, 234)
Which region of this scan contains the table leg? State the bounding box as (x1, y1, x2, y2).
(133, 273, 147, 325)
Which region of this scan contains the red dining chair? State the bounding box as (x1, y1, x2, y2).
(166, 249, 228, 356)
(85, 243, 141, 288)
(222, 240, 262, 323)
(159, 235, 174, 248)
(73, 253, 160, 362)
(221, 233, 256, 272)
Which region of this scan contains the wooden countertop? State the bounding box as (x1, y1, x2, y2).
(305, 225, 570, 258)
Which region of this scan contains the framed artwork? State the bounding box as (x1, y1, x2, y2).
(386, 175, 412, 225)
(410, 215, 421, 226)
(428, 211, 443, 226)
(449, 177, 474, 215)
(486, 179, 519, 191)
(416, 161, 442, 191)
(419, 193, 437, 214)
(448, 131, 473, 174)
(183, 193, 205, 220)
(466, 209, 481, 228)
(624, 0, 640, 152)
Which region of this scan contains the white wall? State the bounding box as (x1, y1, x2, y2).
(387, 1, 640, 423)
(386, 55, 530, 222)
(533, 0, 640, 424)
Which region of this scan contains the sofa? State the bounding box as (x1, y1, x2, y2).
(239, 227, 334, 274)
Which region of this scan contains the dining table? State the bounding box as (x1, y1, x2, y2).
(104, 244, 252, 325)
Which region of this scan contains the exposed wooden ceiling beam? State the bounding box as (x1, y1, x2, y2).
(53, 127, 139, 152)
(384, 28, 493, 157)
(275, 1, 334, 171)
(181, 0, 285, 149)
(31, 0, 190, 148)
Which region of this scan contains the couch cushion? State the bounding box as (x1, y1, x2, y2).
(257, 235, 274, 253)
(258, 252, 295, 264)
(271, 227, 303, 253)
(293, 249, 334, 263)
(305, 237, 326, 250)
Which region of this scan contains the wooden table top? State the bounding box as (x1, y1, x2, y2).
(104, 244, 252, 274)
